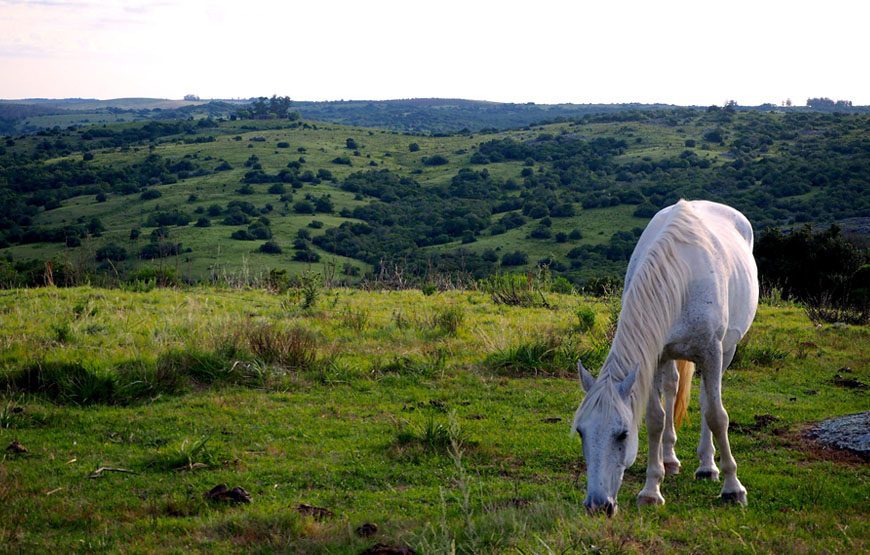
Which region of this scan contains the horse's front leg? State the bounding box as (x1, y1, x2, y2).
(661, 360, 681, 475)
(638, 372, 666, 506)
(700, 342, 747, 505)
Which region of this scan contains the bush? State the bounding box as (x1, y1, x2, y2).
(257, 240, 282, 254)
(408, 142, 420, 152)
(500, 251, 528, 267)
(95, 243, 127, 262)
(140, 189, 162, 200)
(422, 154, 449, 166)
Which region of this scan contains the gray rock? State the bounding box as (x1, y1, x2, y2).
(808, 412, 870, 456)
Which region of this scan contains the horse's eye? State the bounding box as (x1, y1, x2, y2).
(615, 430, 627, 442)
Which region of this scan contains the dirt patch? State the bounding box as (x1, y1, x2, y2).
(359, 544, 416, 555)
(203, 484, 252, 504)
(730, 414, 786, 435)
(296, 503, 334, 521)
(355, 522, 378, 537)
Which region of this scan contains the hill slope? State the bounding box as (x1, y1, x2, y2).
(1, 108, 868, 285)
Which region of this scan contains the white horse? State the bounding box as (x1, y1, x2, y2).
(573, 199, 758, 516)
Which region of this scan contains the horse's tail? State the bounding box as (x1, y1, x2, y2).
(673, 359, 695, 430)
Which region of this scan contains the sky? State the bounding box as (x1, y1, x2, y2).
(1, 0, 868, 106)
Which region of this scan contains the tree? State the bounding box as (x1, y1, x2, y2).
(346, 138, 358, 149)
(501, 250, 528, 266)
(95, 243, 127, 262)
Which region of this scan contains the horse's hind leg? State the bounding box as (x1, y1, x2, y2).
(638, 369, 666, 506)
(661, 360, 681, 475)
(700, 341, 747, 505)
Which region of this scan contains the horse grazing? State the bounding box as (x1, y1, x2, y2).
(573, 199, 758, 516)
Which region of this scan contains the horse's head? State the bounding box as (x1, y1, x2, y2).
(573, 360, 639, 517)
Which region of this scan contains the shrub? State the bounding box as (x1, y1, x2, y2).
(140, 189, 162, 200)
(500, 250, 528, 267)
(258, 240, 282, 254)
(95, 243, 127, 262)
(408, 142, 420, 152)
(575, 306, 596, 332)
(422, 154, 449, 166)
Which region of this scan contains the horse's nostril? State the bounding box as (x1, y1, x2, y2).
(605, 500, 616, 518)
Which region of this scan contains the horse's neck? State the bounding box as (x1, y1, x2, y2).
(601, 271, 686, 421)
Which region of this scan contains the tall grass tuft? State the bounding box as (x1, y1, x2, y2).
(232, 321, 319, 370)
(485, 334, 581, 377)
(6, 361, 116, 405)
(432, 305, 465, 336)
(479, 272, 550, 308)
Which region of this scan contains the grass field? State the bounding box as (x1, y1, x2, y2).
(0, 286, 867, 553)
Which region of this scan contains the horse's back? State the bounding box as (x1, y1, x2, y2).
(629, 200, 758, 344)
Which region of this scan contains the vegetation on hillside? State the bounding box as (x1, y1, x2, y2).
(0, 107, 868, 291)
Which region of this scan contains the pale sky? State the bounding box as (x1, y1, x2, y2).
(1, 0, 868, 106)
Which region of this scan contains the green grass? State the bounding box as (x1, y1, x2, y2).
(0, 286, 867, 552)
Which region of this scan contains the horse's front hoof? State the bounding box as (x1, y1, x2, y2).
(719, 490, 748, 506)
(694, 468, 719, 481)
(664, 461, 681, 476)
(637, 494, 665, 506)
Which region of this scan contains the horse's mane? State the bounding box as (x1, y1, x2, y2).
(579, 200, 714, 427)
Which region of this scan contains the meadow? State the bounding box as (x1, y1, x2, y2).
(0, 285, 867, 553)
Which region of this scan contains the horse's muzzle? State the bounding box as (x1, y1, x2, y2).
(584, 496, 617, 518)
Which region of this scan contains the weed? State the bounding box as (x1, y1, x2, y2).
(50, 322, 74, 344)
(149, 433, 216, 471)
(0, 396, 24, 429)
(485, 334, 580, 376)
(432, 305, 464, 336)
(575, 306, 596, 333)
(6, 361, 116, 405)
(731, 340, 789, 368)
(296, 270, 321, 310)
(479, 272, 550, 308)
(805, 296, 868, 326)
(234, 321, 318, 370)
(338, 306, 369, 332)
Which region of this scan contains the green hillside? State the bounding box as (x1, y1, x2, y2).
(0, 286, 866, 552)
(1, 108, 868, 286)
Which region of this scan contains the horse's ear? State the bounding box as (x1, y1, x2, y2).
(578, 360, 595, 392)
(618, 364, 639, 400)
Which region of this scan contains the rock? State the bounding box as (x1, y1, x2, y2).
(808, 412, 870, 457)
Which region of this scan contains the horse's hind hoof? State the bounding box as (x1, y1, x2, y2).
(664, 461, 681, 476)
(694, 469, 719, 481)
(637, 494, 665, 507)
(719, 490, 748, 506)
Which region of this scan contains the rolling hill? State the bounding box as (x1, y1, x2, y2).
(0, 107, 868, 287)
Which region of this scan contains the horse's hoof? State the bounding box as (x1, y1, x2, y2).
(719, 490, 748, 506)
(664, 461, 681, 476)
(637, 494, 665, 506)
(694, 469, 720, 481)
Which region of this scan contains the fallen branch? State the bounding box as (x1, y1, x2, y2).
(89, 466, 136, 479)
